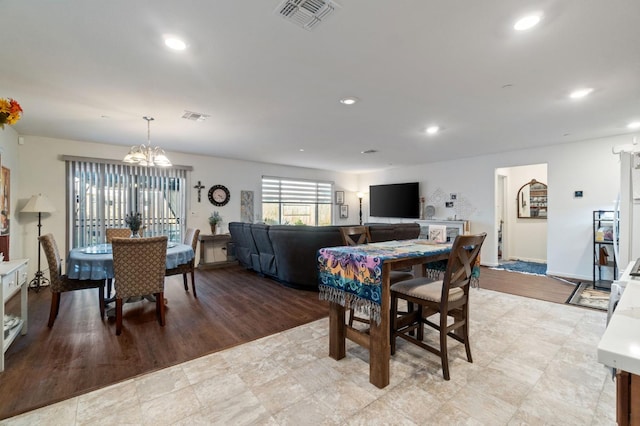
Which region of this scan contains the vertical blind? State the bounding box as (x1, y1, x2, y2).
(65, 157, 188, 248)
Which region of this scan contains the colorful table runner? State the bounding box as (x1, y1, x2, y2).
(318, 240, 452, 324)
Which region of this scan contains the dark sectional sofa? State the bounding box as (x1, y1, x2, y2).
(229, 222, 420, 290)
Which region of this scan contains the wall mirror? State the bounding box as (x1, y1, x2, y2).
(517, 179, 547, 219)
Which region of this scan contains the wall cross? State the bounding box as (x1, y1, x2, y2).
(193, 180, 205, 202)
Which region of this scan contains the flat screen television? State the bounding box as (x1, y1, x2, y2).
(369, 182, 420, 219)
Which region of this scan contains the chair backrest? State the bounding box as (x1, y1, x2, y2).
(441, 233, 487, 304)
(38, 233, 64, 291)
(106, 228, 134, 242)
(183, 228, 200, 252)
(340, 226, 372, 246)
(112, 236, 168, 299)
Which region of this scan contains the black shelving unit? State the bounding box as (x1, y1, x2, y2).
(593, 210, 618, 289)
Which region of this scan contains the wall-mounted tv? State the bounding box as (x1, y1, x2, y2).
(369, 182, 420, 219)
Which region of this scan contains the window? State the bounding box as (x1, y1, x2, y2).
(65, 157, 190, 248)
(262, 176, 333, 226)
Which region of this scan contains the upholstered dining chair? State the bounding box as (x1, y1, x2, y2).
(105, 228, 144, 298)
(339, 226, 415, 327)
(111, 236, 168, 335)
(165, 228, 200, 297)
(390, 232, 486, 380)
(39, 233, 105, 328)
(105, 227, 132, 242)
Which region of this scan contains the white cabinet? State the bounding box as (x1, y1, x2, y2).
(415, 219, 470, 242)
(1, 259, 29, 372)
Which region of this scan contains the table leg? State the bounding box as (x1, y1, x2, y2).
(370, 265, 391, 388)
(329, 301, 345, 360)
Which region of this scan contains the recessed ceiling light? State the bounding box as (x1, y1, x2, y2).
(569, 88, 594, 99)
(340, 97, 358, 105)
(628, 122, 640, 130)
(514, 13, 542, 31)
(426, 126, 439, 135)
(164, 36, 187, 51)
(299, 148, 305, 152)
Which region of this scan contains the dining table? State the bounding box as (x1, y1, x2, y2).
(318, 239, 452, 388)
(66, 241, 195, 281)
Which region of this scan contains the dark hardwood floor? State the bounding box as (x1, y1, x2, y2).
(0, 265, 328, 420)
(0, 264, 578, 420)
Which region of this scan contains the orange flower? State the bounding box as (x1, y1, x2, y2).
(0, 98, 23, 129)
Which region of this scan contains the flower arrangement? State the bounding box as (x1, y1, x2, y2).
(125, 212, 142, 232)
(0, 98, 23, 129)
(208, 211, 222, 226)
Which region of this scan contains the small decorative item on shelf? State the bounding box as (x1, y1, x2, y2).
(0, 98, 23, 129)
(209, 211, 222, 235)
(125, 211, 142, 238)
(420, 197, 426, 220)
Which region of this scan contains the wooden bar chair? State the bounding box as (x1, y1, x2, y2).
(390, 233, 486, 380)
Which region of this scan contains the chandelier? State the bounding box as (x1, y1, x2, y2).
(123, 116, 172, 167)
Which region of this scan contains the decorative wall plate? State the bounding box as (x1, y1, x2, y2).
(425, 205, 435, 219)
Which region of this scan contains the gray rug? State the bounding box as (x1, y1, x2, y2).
(566, 282, 609, 311)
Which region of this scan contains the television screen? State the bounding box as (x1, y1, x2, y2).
(369, 182, 420, 219)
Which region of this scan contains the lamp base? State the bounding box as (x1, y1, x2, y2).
(28, 271, 50, 293)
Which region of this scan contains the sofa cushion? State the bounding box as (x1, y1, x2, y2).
(250, 223, 277, 278)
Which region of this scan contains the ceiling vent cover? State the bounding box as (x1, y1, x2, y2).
(182, 111, 210, 122)
(275, 0, 338, 31)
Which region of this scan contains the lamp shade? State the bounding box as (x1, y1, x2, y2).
(21, 194, 56, 213)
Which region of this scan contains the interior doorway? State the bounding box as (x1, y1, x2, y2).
(495, 164, 548, 265)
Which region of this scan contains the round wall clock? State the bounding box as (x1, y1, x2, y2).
(208, 185, 230, 206)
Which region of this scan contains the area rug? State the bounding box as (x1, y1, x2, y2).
(566, 282, 609, 311)
(490, 260, 547, 276)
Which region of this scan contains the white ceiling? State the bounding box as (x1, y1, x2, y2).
(2, 1, 639, 173)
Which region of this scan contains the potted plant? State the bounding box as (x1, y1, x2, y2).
(209, 211, 222, 234)
(125, 211, 142, 238)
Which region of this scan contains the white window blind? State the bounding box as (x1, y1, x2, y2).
(65, 158, 188, 248)
(261, 176, 333, 225)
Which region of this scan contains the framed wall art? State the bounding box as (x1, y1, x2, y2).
(335, 191, 344, 204)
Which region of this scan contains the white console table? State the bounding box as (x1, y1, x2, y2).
(1, 259, 29, 372)
(415, 219, 470, 242)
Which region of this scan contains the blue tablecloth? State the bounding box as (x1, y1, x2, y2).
(67, 243, 194, 280)
(318, 240, 452, 324)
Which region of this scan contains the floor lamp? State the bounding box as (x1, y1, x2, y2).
(21, 194, 56, 292)
(357, 192, 364, 225)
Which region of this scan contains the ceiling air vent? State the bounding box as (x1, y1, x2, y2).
(275, 0, 339, 31)
(182, 111, 210, 122)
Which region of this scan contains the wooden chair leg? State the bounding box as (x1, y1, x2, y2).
(106, 278, 113, 298)
(115, 298, 123, 335)
(390, 293, 398, 355)
(190, 270, 197, 298)
(98, 286, 105, 318)
(462, 307, 472, 363)
(440, 313, 450, 381)
(182, 274, 188, 291)
(156, 291, 165, 326)
(48, 292, 60, 328)
(348, 308, 355, 327)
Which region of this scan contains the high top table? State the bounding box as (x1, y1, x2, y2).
(318, 239, 452, 388)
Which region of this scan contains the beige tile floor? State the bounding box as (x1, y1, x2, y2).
(1, 288, 615, 425)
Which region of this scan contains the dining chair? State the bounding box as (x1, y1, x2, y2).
(111, 236, 168, 335)
(339, 225, 415, 327)
(390, 233, 486, 380)
(105, 227, 144, 298)
(39, 233, 105, 328)
(165, 228, 200, 297)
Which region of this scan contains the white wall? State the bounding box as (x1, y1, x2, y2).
(0, 127, 23, 261)
(358, 134, 628, 280)
(16, 135, 358, 276)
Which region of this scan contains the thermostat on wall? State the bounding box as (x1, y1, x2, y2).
(574, 191, 583, 198)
